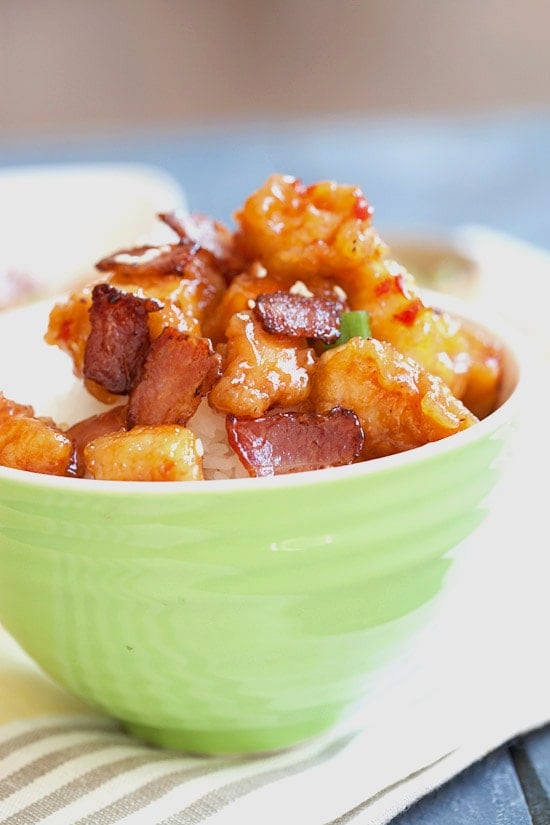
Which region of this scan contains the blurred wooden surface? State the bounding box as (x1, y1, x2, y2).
(394, 725, 550, 824)
(2, 0, 550, 139)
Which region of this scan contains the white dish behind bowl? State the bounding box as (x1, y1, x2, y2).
(0, 297, 107, 426)
(0, 163, 187, 306)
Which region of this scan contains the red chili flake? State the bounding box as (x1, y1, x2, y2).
(375, 278, 393, 297)
(59, 318, 73, 342)
(393, 299, 423, 326)
(353, 195, 374, 221)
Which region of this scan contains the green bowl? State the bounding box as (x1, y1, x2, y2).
(0, 292, 525, 754)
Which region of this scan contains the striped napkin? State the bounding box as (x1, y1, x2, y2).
(0, 453, 547, 825)
(0, 227, 549, 824)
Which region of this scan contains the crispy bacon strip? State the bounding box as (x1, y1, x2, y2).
(158, 211, 237, 267)
(127, 328, 222, 427)
(253, 291, 342, 343)
(226, 407, 364, 477)
(95, 241, 199, 277)
(83, 284, 160, 395)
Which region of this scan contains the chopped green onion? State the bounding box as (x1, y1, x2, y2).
(325, 310, 371, 349)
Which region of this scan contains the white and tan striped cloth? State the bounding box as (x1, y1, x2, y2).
(0, 667, 547, 824)
(0, 456, 548, 825)
(1, 227, 549, 823)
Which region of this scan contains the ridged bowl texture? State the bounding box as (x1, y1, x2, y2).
(0, 293, 524, 754)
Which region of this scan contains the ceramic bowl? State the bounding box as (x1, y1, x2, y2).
(0, 291, 525, 755)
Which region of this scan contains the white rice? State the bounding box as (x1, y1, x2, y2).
(187, 398, 248, 480)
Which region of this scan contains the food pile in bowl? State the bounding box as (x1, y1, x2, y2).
(0, 173, 503, 482)
(0, 173, 521, 756)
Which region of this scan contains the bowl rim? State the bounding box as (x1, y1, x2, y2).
(0, 288, 532, 496)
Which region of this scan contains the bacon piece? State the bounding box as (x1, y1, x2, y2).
(95, 241, 198, 278)
(66, 404, 128, 477)
(127, 328, 222, 428)
(157, 211, 239, 270)
(83, 284, 160, 395)
(226, 407, 364, 477)
(253, 291, 342, 343)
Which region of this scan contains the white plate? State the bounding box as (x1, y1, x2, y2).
(0, 163, 186, 306)
(0, 297, 108, 425)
